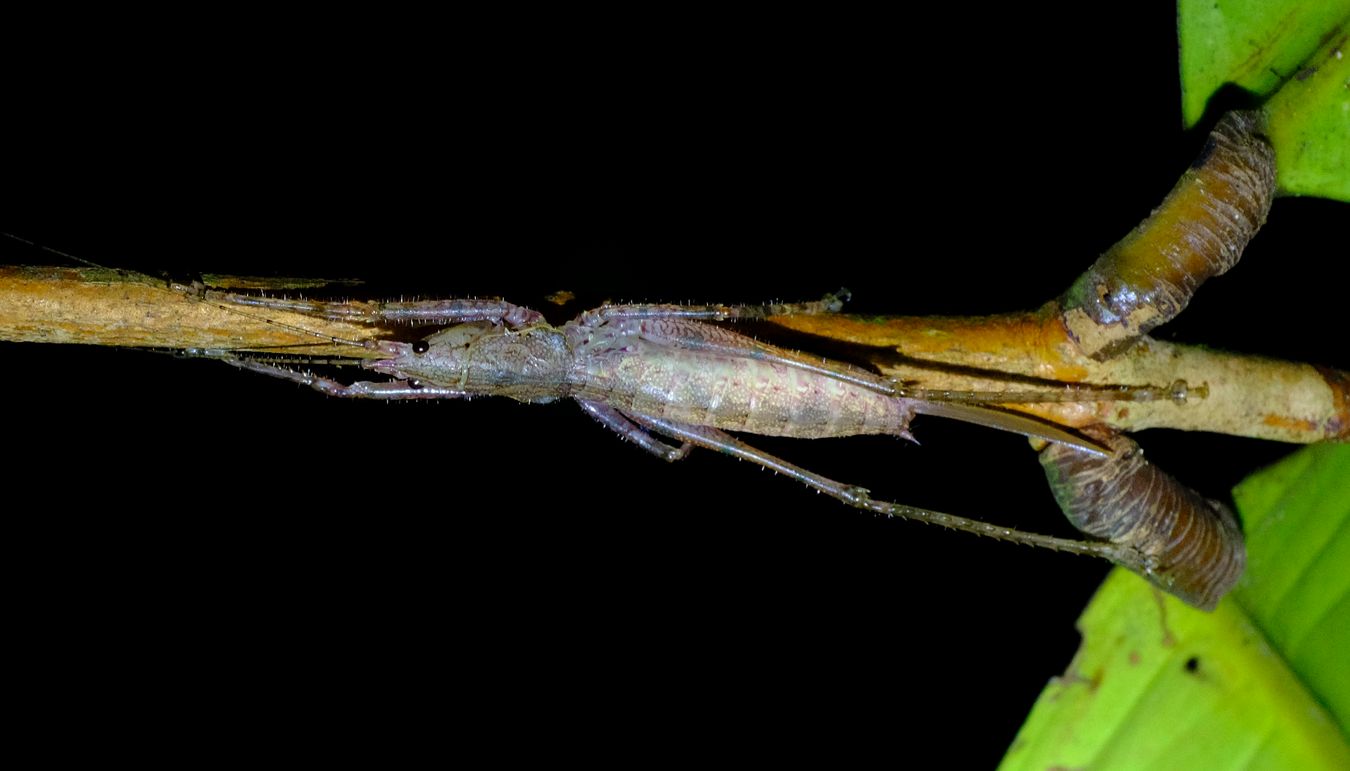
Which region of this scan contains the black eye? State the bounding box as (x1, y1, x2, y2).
(407, 379, 424, 390)
(413, 340, 430, 354)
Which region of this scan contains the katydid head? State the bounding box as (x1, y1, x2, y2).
(367, 322, 497, 381)
(368, 321, 570, 400)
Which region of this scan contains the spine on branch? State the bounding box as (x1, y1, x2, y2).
(1039, 427, 1246, 611)
(1059, 111, 1277, 359)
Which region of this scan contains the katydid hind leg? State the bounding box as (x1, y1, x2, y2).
(625, 412, 1150, 573)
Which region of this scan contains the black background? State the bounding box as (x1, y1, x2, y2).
(4, 6, 1345, 763)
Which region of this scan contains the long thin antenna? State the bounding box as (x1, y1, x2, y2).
(2, 231, 110, 271)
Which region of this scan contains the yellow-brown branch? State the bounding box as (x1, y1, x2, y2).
(0, 265, 384, 358)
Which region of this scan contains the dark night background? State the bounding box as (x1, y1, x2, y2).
(4, 7, 1345, 763)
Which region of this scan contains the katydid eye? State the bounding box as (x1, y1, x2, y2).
(413, 340, 430, 354)
(408, 379, 424, 389)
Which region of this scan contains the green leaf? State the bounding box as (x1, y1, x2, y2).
(1262, 30, 1350, 200)
(1178, 0, 1350, 200)
(999, 444, 1350, 771)
(1234, 444, 1350, 731)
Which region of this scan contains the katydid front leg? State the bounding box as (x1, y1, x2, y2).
(223, 357, 471, 399)
(214, 293, 546, 328)
(578, 289, 850, 324)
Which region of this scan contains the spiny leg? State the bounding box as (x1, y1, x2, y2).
(626, 413, 1152, 573)
(224, 357, 471, 399)
(578, 288, 851, 324)
(577, 400, 692, 462)
(211, 292, 546, 328)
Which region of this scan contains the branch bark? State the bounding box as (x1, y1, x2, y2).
(0, 265, 384, 358)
